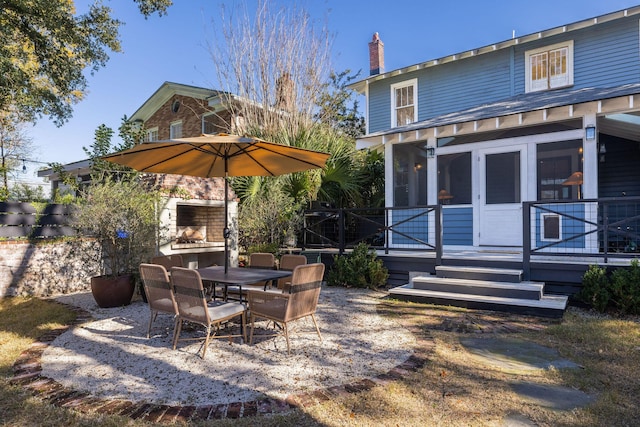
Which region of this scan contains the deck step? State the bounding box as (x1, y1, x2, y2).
(389, 284, 568, 318)
(411, 275, 544, 300)
(436, 265, 523, 283)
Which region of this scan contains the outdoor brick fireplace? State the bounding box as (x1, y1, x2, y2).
(172, 203, 226, 249)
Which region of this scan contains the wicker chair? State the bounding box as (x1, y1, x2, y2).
(276, 254, 307, 290)
(151, 254, 184, 270)
(170, 267, 246, 358)
(139, 263, 179, 339)
(247, 263, 325, 354)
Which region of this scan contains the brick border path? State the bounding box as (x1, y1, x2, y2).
(10, 300, 434, 423)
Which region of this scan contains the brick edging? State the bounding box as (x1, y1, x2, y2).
(10, 300, 433, 423)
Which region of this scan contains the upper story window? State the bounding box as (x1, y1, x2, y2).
(170, 121, 182, 139)
(146, 127, 159, 142)
(202, 113, 218, 134)
(391, 79, 417, 127)
(525, 41, 573, 93)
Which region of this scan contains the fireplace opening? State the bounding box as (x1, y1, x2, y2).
(173, 203, 225, 249)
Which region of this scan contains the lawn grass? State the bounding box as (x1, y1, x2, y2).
(0, 295, 638, 426)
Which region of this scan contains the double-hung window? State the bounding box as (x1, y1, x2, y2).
(525, 41, 573, 93)
(146, 127, 158, 142)
(391, 79, 417, 127)
(170, 121, 183, 139)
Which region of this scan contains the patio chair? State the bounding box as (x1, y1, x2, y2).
(170, 267, 246, 358)
(276, 254, 307, 290)
(139, 263, 179, 339)
(247, 263, 325, 354)
(151, 254, 184, 269)
(226, 252, 276, 301)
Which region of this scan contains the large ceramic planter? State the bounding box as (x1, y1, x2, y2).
(90, 274, 135, 308)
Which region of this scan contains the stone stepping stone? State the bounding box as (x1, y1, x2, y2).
(509, 381, 595, 411)
(459, 337, 581, 373)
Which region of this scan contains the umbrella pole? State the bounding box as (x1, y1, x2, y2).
(224, 174, 229, 274)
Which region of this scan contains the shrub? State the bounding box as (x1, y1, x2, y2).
(609, 259, 640, 315)
(579, 264, 610, 312)
(73, 178, 162, 278)
(579, 260, 640, 315)
(326, 242, 388, 289)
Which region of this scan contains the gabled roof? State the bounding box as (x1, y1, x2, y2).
(349, 6, 640, 93)
(129, 82, 227, 122)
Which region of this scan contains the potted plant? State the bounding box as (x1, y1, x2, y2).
(74, 177, 162, 307)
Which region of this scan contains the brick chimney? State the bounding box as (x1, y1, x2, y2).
(275, 72, 295, 112)
(368, 32, 384, 75)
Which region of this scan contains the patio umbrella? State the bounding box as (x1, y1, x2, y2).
(102, 133, 330, 272)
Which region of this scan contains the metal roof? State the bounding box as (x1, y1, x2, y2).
(363, 83, 640, 139)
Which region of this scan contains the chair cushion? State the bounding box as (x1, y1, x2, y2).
(207, 301, 245, 320)
(180, 303, 206, 318)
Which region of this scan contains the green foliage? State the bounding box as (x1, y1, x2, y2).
(609, 259, 640, 315)
(579, 260, 640, 314)
(314, 70, 366, 138)
(247, 243, 281, 256)
(8, 183, 47, 202)
(355, 149, 385, 208)
(579, 265, 610, 312)
(237, 186, 301, 252)
(326, 243, 389, 289)
(73, 177, 162, 278)
(0, 1, 171, 125)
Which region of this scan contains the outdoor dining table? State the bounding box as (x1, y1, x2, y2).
(196, 266, 292, 301)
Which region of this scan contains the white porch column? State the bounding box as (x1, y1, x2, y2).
(384, 138, 393, 208)
(426, 137, 438, 206)
(582, 113, 598, 199)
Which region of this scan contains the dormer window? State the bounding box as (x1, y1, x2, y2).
(525, 41, 574, 93)
(391, 79, 417, 127)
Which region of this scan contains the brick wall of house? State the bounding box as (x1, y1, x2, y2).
(144, 94, 232, 139)
(0, 240, 100, 297)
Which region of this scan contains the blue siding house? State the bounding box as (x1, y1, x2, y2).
(346, 7, 640, 311)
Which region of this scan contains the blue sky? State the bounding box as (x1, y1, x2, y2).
(26, 0, 640, 172)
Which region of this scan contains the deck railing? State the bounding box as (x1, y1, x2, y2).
(301, 205, 442, 264)
(303, 198, 640, 278)
(523, 197, 640, 278)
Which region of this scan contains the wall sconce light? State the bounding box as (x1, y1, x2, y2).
(414, 162, 422, 171)
(425, 146, 435, 158)
(21, 159, 27, 173)
(585, 125, 596, 140)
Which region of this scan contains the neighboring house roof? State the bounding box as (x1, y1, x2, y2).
(37, 159, 91, 179)
(129, 81, 228, 122)
(365, 83, 640, 139)
(349, 6, 640, 93)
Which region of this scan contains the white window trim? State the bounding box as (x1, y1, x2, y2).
(202, 112, 215, 134)
(525, 40, 574, 93)
(540, 213, 562, 242)
(390, 78, 418, 128)
(146, 127, 159, 142)
(170, 120, 183, 139)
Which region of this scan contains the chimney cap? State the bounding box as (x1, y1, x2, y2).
(372, 32, 380, 41)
